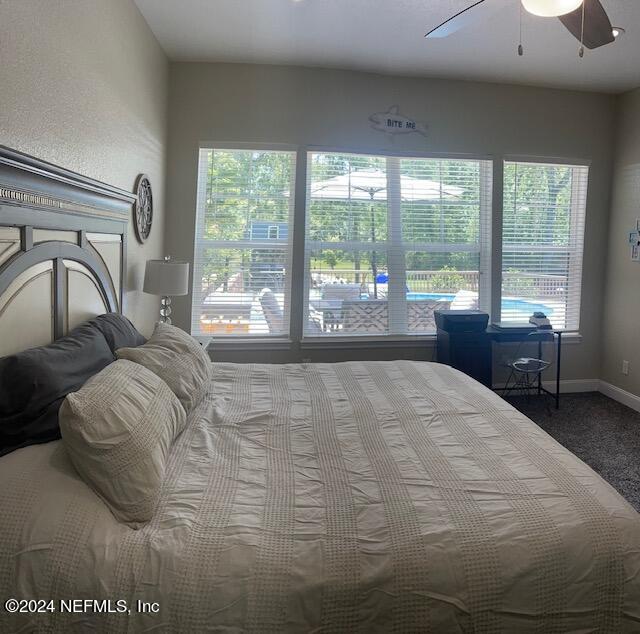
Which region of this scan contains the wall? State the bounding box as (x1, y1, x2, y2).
(0, 0, 169, 335)
(166, 62, 616, 376)
(601, 88, 640, 397)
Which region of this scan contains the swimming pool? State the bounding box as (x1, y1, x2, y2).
(407, 292, 456, 302)
(406, 292, 554, 318)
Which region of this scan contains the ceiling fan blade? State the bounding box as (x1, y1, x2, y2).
(558, 0, 615, 49)
(425, 0, 488, 38)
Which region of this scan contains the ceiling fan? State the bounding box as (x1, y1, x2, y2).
(425, 0, 619, 52)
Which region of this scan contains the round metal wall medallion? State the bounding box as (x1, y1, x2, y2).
(133, 174, 153, 243)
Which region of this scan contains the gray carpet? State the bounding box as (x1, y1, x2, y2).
(506, 392, 640, 512)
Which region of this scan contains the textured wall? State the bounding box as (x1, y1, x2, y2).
(0, 0, 169, 335)
(166, 62, 616, 377)
(601, 89, 640, 395)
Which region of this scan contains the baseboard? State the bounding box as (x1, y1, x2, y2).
(500, 378, 640, 412)
(598, 381, 640, 413)
(495, 376, 640, 411)
(542, 379, 600, 393)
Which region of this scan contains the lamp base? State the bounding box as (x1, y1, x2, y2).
(160, 296, 172, 324)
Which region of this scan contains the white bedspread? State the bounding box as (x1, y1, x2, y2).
(1, 361, 639, 633)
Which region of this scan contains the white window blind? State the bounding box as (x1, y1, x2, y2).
(304, 152, 492, 336)
(501, 161, 588, 331)
(191, 147, 296, 337)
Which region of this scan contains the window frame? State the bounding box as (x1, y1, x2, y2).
(498, 156, 590, 332)
(301, 150, 493, 339)
(191, 142, 298, 339)
(190, 145, 589, 346)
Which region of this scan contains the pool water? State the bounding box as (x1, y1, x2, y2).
(407, 292, 455, 302)
(407, 292, 554, 318)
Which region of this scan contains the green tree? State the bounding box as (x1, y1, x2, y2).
(201, 149, 294, 294)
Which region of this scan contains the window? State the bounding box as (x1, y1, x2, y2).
(304, 152, 492, 336)
(191, 147, 296, 337)
(190, 149, 590, 341)
(502, 161, 588, 331)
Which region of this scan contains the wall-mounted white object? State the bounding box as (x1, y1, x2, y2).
(369, 105, 427, 137)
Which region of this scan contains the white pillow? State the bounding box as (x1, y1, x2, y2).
(59, 359, 186, 528)
(116, 321, 211, 414)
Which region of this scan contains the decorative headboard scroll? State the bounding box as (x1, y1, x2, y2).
(0, 146, 135, 357)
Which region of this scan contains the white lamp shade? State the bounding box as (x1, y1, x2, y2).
(521, 0, 583, 17)
(143, 259, 189, 296)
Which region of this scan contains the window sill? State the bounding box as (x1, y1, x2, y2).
(301, 335, 437, 349)
(200, 332, 582, 353)
(301, 332, 582, 348)
(204, 337, 294, 351)
(558, 332, 582, 344)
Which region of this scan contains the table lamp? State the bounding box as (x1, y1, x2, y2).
(143, 256, 189, 324)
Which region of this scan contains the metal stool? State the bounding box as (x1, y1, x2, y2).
(502, 329, 555, 406)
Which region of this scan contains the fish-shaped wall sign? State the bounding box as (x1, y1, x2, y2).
(369, 105, 428, 137)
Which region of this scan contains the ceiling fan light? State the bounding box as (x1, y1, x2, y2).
(521, 0, 583, 18)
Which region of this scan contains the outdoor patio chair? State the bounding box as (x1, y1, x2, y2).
(342, 300, 388, 333)
(321, 283, 362, 301)
(259, 288, 283, 334)
(321, 283, 363, 329)
(307, 307, 323, 334)
(450, 289, 478, 310)
(407, 299, 452, 332)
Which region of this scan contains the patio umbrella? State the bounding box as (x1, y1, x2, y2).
(309, 168, 464, 298)
(309, 169, 464, 202)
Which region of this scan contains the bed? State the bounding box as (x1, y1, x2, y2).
(1, 148, 639, 633)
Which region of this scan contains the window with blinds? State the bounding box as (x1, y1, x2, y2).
(501, 161, 588, 331)
(304, 152, 492, 336)
(191, 147, 296, 337)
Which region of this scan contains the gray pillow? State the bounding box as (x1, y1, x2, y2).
(89, 312, 146, 353)
(0, 321, 115, 457)
(116, 322, 211, 414)
(59, 359, 186, 528)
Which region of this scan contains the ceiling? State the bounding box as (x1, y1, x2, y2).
(134, 0, 640, 94)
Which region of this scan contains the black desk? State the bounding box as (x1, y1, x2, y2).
(436, 326, 563, 409)
(486, 327, 562, 409)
